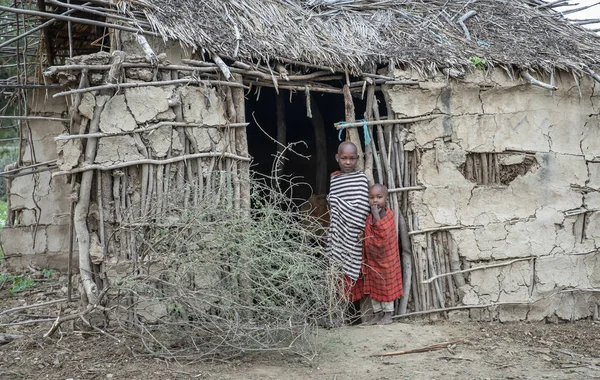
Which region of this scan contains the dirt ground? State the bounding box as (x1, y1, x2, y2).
(2, 291, 600, 380)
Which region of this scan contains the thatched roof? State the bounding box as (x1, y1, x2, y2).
(137, 0, 600, 74)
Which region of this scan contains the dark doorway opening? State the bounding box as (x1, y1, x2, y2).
(246, 87, 375, 202)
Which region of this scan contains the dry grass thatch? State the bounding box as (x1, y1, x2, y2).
(137, 0, 600, 74)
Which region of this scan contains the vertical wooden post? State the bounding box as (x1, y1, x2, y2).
(363, 83, 375, 185)
(342, 85, 364, 171)
(232, 74, 252, 317)
(381, 77, 413, 315)
(310, 97, 328, 194)
(275, 92, 286, 181)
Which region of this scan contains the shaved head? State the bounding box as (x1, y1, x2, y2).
(370, 183, 388, 196)
(337, 141, 358, 155)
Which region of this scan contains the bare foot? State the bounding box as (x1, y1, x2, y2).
(364, 312, 383, 325)
(376, 312, 392, 325)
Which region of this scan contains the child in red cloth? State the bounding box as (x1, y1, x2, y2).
(362, 184, 403, 325)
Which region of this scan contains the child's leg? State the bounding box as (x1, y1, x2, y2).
(366, 300, 384, 324)
(377, 302, 394, 325)
(372, 300, 383, 313)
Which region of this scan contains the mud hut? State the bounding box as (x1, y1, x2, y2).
(1, 0, 600, 321)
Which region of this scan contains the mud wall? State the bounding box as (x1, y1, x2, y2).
(1, 90, 72, 271)
(389, 69, 600, 321)
(1, 48, 242, 275)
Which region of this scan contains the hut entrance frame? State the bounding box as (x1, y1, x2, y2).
(246, 86, 375, 201)
(236, 65, 420, 315)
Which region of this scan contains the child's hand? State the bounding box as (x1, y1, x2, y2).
(371, 204, 380, 215)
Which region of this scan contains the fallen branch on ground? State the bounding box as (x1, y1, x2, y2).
(0, 333, 24, 345)
(0, 298, 68, 316)
(372, 339, 468, 357)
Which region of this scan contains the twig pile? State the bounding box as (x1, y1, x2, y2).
(112, 175, 344, 360)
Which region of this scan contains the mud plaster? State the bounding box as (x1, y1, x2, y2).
(389, 69, 599, 321)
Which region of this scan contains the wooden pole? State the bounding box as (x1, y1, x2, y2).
(363, 81, 375, 185)
(52, 152, 250, 176)
(0, 5, 159, 36)
(53, 78, 248, 98)
(333, 115, 441, 129)
(232, 73, 253, 317)
(342, 84, 364, 171)
(275, 92, 287, 181)
(310, 97, 328, 194)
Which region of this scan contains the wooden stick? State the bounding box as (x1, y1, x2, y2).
(0, 160, 57, 176)
(363, 78, 376, 185)
(0, 5, 159, 36)
(427, 233, 444, 309)
(275, 93, 287, 181)
(534, 0, 569, 9)
(0, 3, 89, 49)
(54, 122, 248, 141)
(232, 73, 253, 318)
(572, 18, 600, 25)
(97, 172, 106, 251)
(334, 115, 442, 129)
(480, 152, 489, 185)
(422, 257, 532, 284)
(67, 181, 75, 302)
(564, 208, 597, 217)
(53, 78, 248, 98)
(275, 57, 336, 73)
(74, 105, 104, 305)
(182, 59, 270, 79)
(311, 98, 328, 194)
(409, 225, 473, 236)
(442, 233, 456, 306)
(449, 236, 466, 288)
(0, 115, 68, 122)
(583, 67, 600, 84)
(0, 298, 68, 316)
(57, 153, 250, 177)
(47, 0, 135, 24)
(521, 71, 557, 91)
(246, 81, 343, 94)
(211, 51, 232, 80)
(0, 333, 24, 345)
(342, 84, 364, 171)
(0, 319, 55, 327)
(45, 63, 222, 76)
(433, 233, 447, 309)
(458, 10, 477, 41)
(388, 185, 426, 193)
(280, 70, 329, 81)
(372, 339, 467, 357)
(363, 73, 395, 81)
(369, 93, 383, 184)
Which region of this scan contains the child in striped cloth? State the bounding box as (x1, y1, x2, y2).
(327, 142, 370, 307)
(362, 183, 403, 325)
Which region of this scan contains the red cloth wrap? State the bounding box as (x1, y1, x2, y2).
(362, 209, 403, 302)
(343, 274, 363, 303)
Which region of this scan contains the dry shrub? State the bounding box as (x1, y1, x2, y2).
(113, 174, 344, 360)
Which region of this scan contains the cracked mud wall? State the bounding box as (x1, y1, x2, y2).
(1, 89, 72, 271)
(2, 48, 232, 275)
(388, 68, 599, 321)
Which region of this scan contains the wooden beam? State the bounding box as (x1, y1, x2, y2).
(334, 115, 443, 130)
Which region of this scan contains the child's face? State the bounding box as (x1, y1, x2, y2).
(368, 187, 387, 209)
(336, 147, 358, 173)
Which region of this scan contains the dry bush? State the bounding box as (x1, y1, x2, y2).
(112, 174, 344, 360)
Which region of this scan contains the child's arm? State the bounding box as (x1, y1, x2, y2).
(370, 205, 387, 224)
